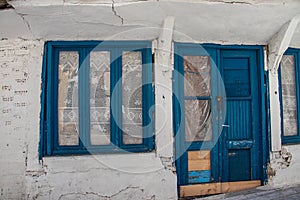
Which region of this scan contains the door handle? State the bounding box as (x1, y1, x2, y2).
(222, 124, 230, 128)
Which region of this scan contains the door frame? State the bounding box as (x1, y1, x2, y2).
(173, 43, 269, 196)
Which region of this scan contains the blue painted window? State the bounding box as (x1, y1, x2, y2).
(280, 48, 300, 144)
(40, 41, 154, 156)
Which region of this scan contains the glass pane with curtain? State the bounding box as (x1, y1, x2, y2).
(281, 55, 298, 136)
(184, 56, 211, 97)
(122, 51, 143, 144)
(185, 100, 212, 141)
(89, 51, 111, 145)
(58, 51, 79, 146)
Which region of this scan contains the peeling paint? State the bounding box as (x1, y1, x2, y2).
(25, 170, 47, 177)
(270, 147, 292, 171)
(279, 147, 292, 168)
(269, 145, 300, 186)
(267, 163, 276, 178)
(159, 156, 176, 173)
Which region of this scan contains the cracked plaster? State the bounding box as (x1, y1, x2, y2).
(269, 145, 300, 186)
(1, 0, 299, 46)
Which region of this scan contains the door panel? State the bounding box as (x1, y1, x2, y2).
(226, 100, 252, 140)
(223, 58, 251, 97)
(228, 149, 251, 181)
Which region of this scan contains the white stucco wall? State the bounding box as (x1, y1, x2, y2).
(0, 39, 41, 199)
(28, 154, 176, 199)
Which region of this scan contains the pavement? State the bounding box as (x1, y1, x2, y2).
(194, 184, 300, 200)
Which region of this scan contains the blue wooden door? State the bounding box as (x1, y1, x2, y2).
(220, 50, 261, 182)
(174, 44, 263, 195)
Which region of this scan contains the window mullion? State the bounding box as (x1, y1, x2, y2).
(110, 48, 122, 147)
(78, 48, 90, 149)
(142, 48, 154, 150)
(117, 48, 122, 147)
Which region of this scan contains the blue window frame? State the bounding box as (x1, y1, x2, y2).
(279, 48, 300, 144)
(40, 41, 154, 157)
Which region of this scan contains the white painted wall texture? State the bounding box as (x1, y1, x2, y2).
(1, 0, 300, 199)
(0, 39, 43, 199)
(0, 39, 177, 199)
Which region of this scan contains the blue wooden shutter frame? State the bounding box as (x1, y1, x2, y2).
(280, 48, 300, 144)
(39, 41, 154, 157)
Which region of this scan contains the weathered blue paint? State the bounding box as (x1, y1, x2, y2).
(227, 140, 253, 149)
(40, 41, 154, 156)
(280, 48, 300, 144)
(188, 170, 211, 184)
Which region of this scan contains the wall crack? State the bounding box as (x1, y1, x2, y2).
(47, 167, 118, 175)
(58, 186, 142, 200)
(208, 0, 252, 4)
(111, 0, 124, 25)
(13, 10, 34, 38)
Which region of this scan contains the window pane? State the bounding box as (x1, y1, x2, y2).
(89, 51, 111, 145)
(58, 51, 79, 146)
(281, 55, 298, 136)
(184, 56, 211, 96)
(185, 100, 212, 141)
(122, 51, 143, 144)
